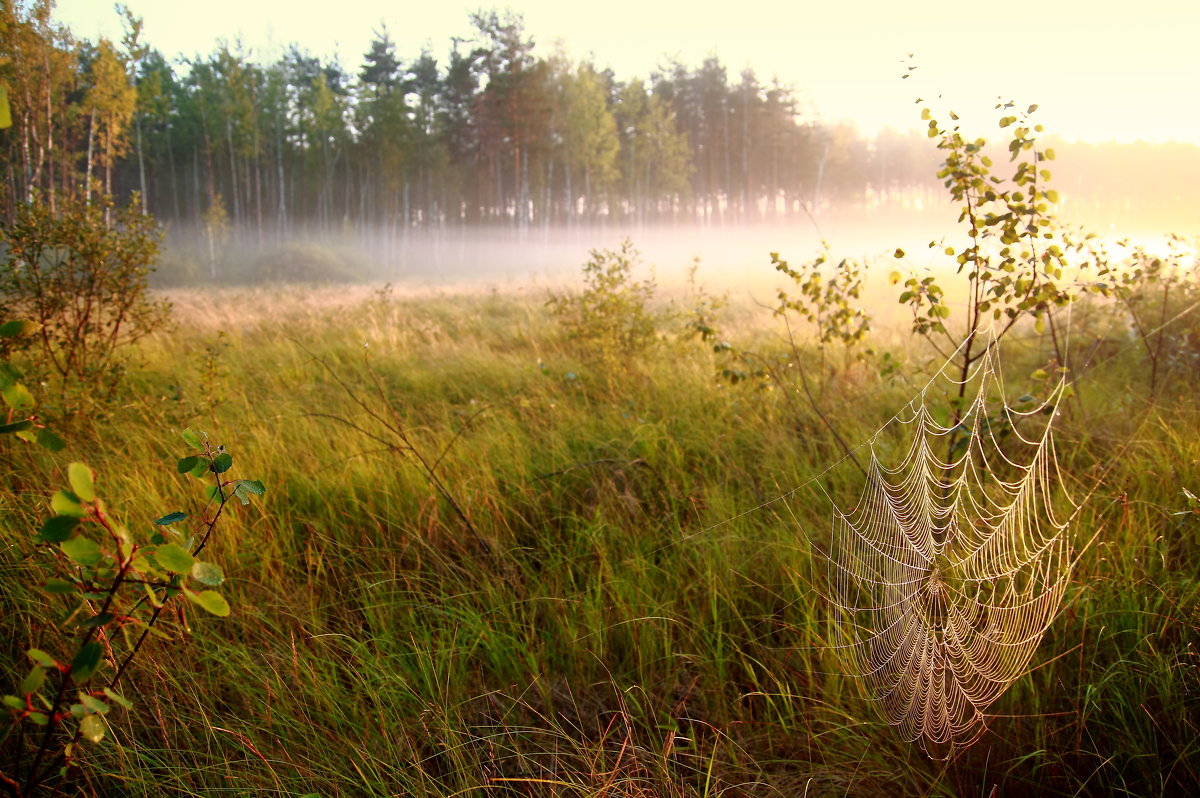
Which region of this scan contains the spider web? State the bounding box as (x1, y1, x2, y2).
(828, 346, 1076, 754)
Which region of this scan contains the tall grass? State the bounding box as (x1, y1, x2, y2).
(1, 280, 1196, 797)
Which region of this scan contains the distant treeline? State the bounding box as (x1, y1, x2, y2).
(3, 2, 1197, 240)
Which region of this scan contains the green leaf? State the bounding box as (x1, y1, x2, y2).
(68, 463, 96, 502)
(79, 713, 106, 743)
(0, 420, 33, 435)
(189, 459, 210, 478)
(36, 428, 66, 451)
(154, 543, 195, 573)
(102, 688, 133, 710)
(1, 382, 34, 411)
(40, 515, 80, 543)
(234, 479, 265, 496)
(155, 511, 187, 525)
(182, 428, 202, 448)
(70, 642, 103, 682)
(3, 695, 25, 710)
(211, 452, 233, 474)
(143, 582, 165, 608)
(190, 561, 225, 586)
(232, 479, 266, 505)
(20, 667, 46, 695)
(0, 319, 41, 338)
(61, 536, 102, 566)
(177, 456, 201, 474)
(1030, 368, 1050, 381)
(28, 649, 57, 668)
(43, 577, 77, 594)
(52, 490, 86, 518)
(185, 589, 231, 617)
(78, 692, 109, 714)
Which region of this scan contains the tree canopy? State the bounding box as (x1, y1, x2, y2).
(1, 3, 1194, 237)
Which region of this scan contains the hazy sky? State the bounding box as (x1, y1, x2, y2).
(53, 0, 1200, 144)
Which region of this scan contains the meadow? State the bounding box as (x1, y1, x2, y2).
(2, 244, 1197, 796)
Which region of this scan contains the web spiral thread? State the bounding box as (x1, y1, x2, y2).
(829, 349, 1075, 754)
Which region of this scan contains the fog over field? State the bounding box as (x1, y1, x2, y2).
(164, 218, 906, 287)
(158, 196, 1193, 295)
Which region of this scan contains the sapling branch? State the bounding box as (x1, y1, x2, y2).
(24, 504, 133, 796)
(5, 433, 259, 796)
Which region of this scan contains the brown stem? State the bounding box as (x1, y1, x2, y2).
(24, 537, 129, 795)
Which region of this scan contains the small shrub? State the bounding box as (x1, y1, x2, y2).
(252, 242, 357, 284)
(679, 259, 727, 347)
(547, 239, 661, 369)
(1094, 236, 1200, 391)
(772, 245, 870, 349)
(0, 195, 170, 400)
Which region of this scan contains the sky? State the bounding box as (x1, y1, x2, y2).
(52, 0, 1200, 145)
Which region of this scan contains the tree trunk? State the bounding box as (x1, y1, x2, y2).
(583, 168, 591, 221)
(520, 149, 529, 231)
(225, 118, 240, 223)
(20, 106, 34, 202)
(544, 158, 552, 230)
(276, 124, 287, 234)
(43, 47, 56, 214)
(166, 125, 181, 223)
(254, 137, 263, 247)
(85, 109, 95, 205)
(136, 117, 147, 214)
(104, 131, 113, 225)
(104, 131, 112, 195)
(812, 137, 829, 212)
(402, 180, 410, 233)
(513, 145, 521, 227)
(192, 146, 200, 225)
